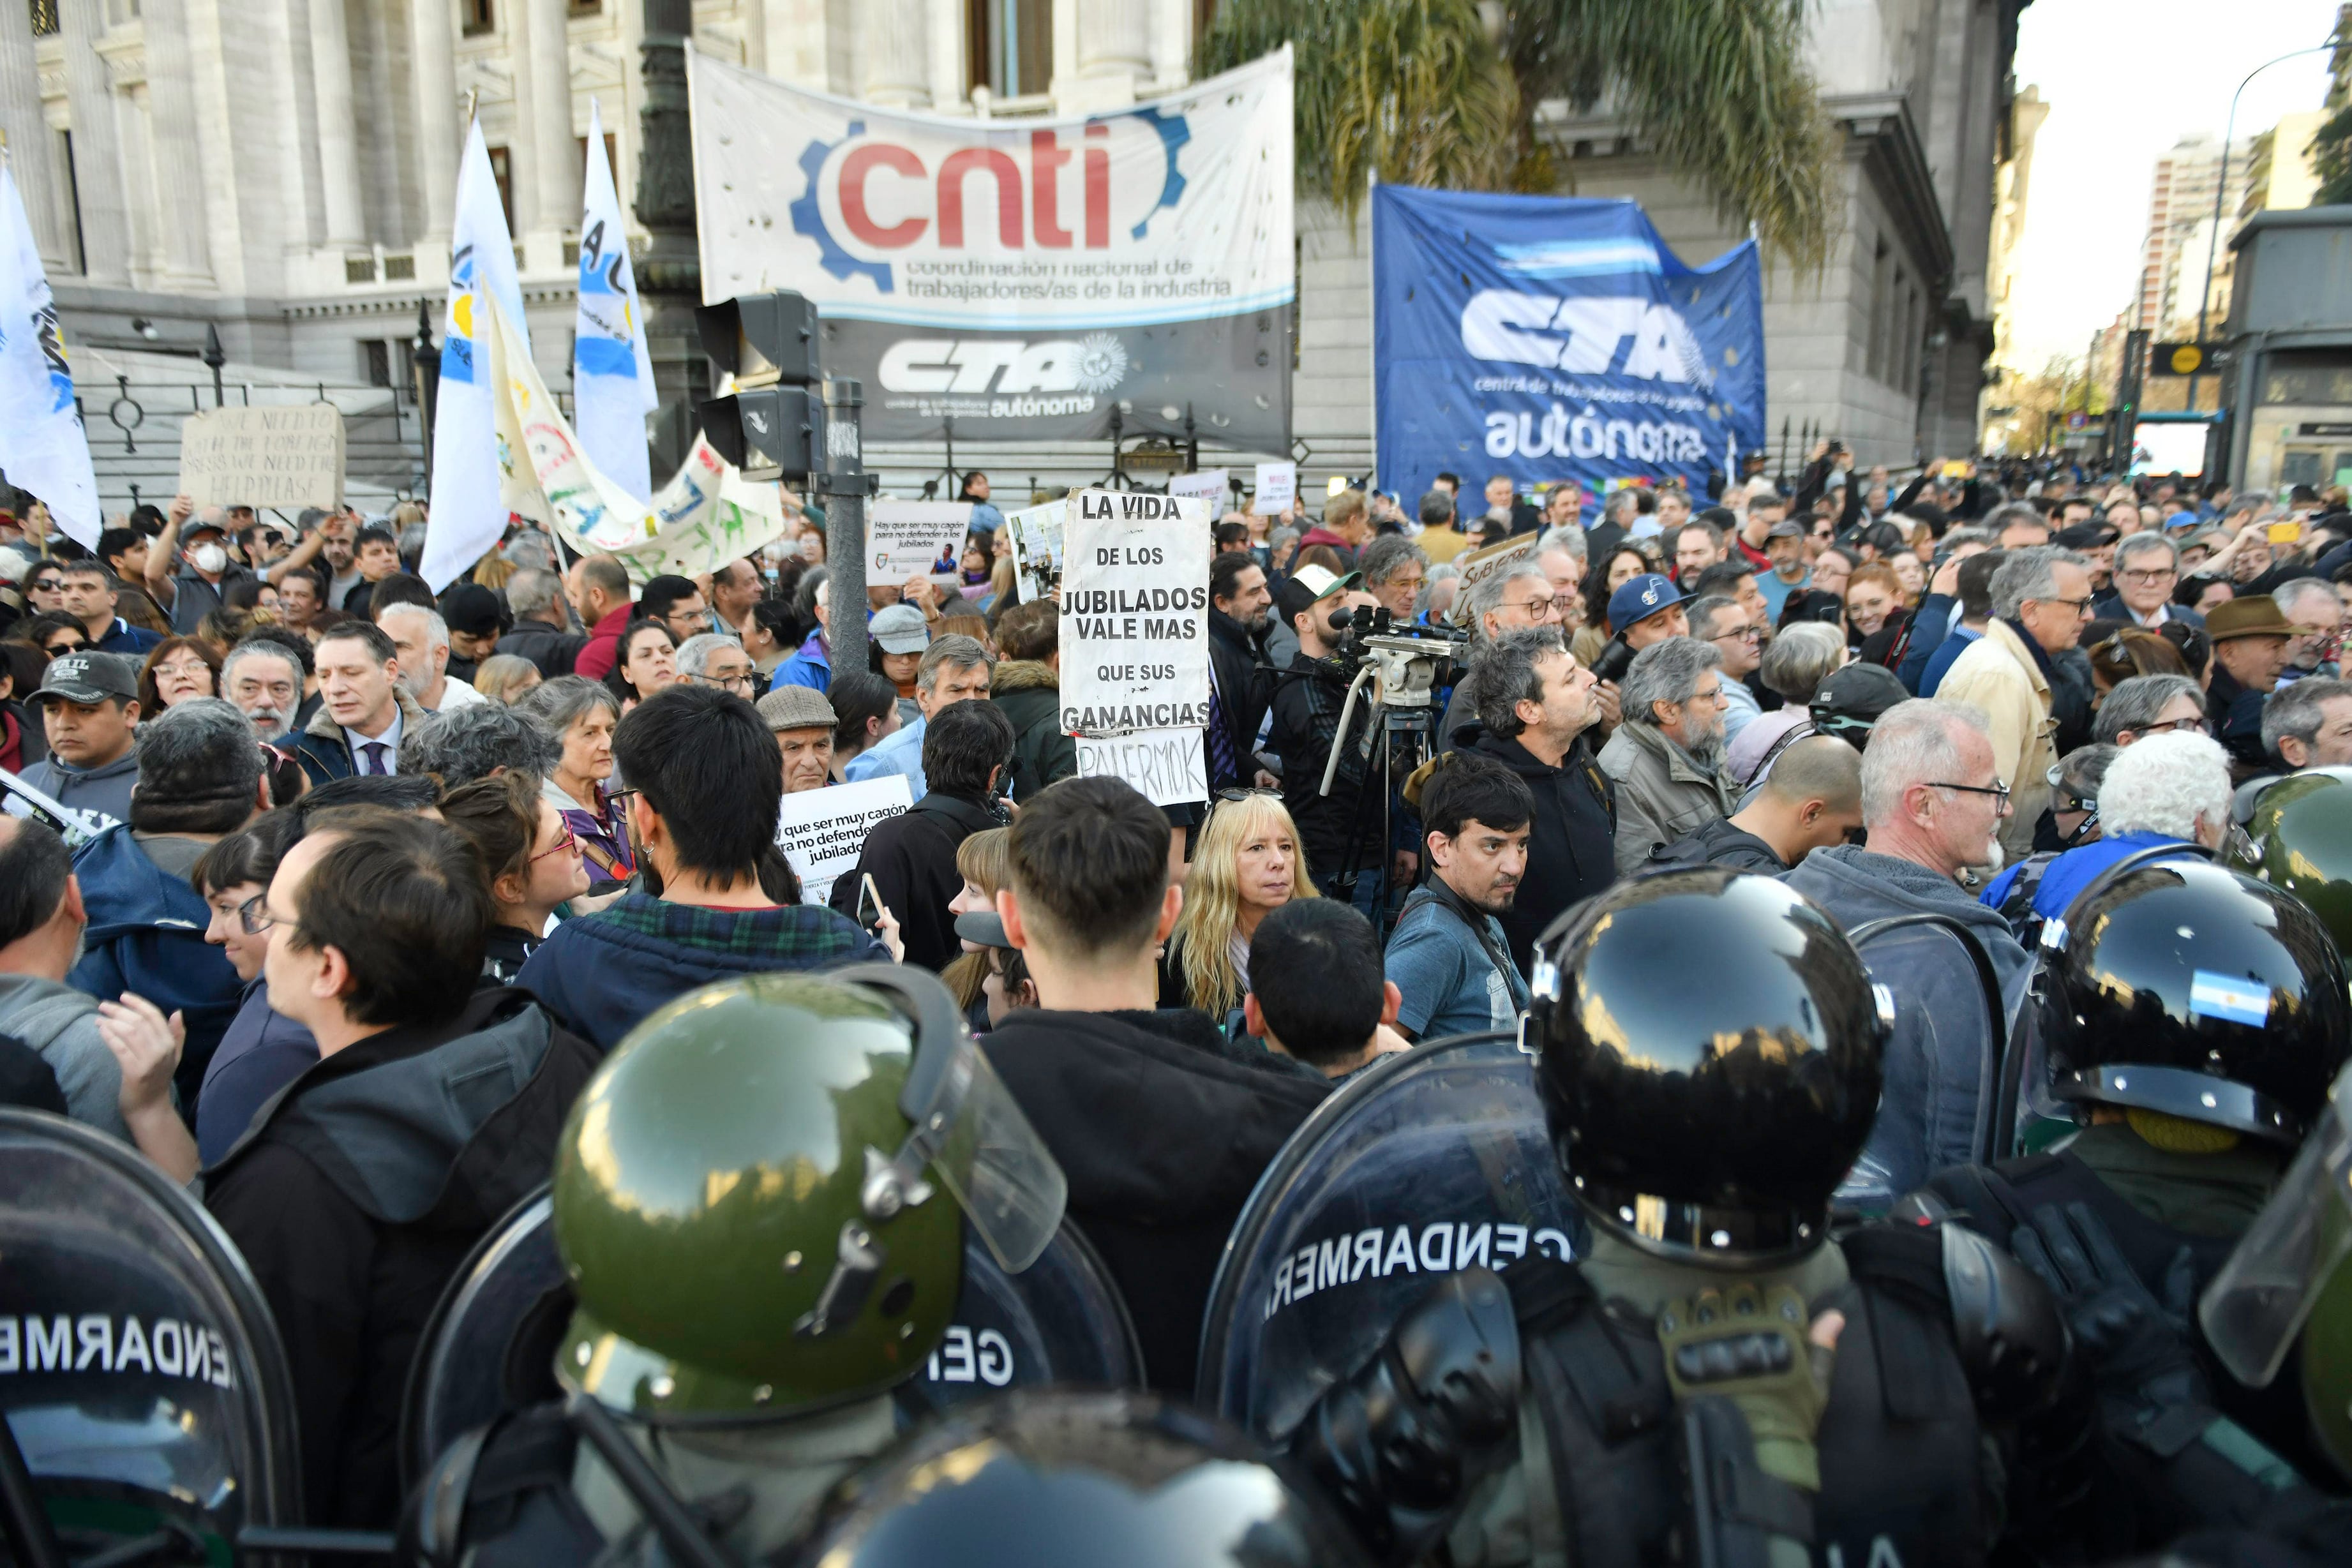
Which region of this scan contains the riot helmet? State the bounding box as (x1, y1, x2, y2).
(551, 965, 1065, 1422)
(2041, 859, 2351, 1146)
(784, 1389, 1372, 1568)
(2231, 765, 2352, 956)
(2201, 1057, 2352, 1479)
(1527, 869, 1889, 1268)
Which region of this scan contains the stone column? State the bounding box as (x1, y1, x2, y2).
(521, 0, 578, 257)
(0, 0, 64, 268)
(860, 0, 930, 107)
(307, 0, 366, 244)
(57, 0, 133, 282)
(925, 0, 968, 113)
(411, 0, 460, 246)
(1148, 0, 1188, 93)
(1074, 0, 1148, 89)
(140, 0, 216, 286)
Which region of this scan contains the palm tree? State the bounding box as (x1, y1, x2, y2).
(1199, 0, 1838, 269)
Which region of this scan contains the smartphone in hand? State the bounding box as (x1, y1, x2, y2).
(856, 873, 887, 932)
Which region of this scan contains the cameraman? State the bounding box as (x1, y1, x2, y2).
(1268, 565, 1384, 899)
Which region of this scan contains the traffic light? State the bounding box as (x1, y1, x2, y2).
(695, 290, 824, 480)
(697, 385, 825, 481)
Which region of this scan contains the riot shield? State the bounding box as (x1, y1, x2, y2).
(0, 1108, 300, 1558)
(1831, 915, 2005, 1211)
(1195, 1033, 1580, 1441)
(402, 1186, 1144, 1475)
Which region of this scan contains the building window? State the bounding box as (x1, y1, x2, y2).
(345, 255, 378, 284)
(27, 1, 59, 38)
(570, 0, 601, 12)
(487, 145, 516, 233)
(1865, 239, 1889, 382)
(364, 340, 392, 388)
(383, 253, 416, 280)
(461, 0, 494, 37)
(969, 0, 1052, 98)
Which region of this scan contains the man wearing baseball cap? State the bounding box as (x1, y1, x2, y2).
(145, 497, 253, 635)
(1755, 517, 1811, 620)
(754, 685, 838, 794)
(1607, 573, 1689, 651)
(17, 652, 142, 826)
(1268, 564, 1382, 895)
(869, 601, 933, 726)
(2206, 594, 2307, 773)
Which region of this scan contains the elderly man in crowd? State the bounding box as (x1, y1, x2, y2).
(496, 566, 588, 677)
(2262, 675, 2352, 771)
(220, 637, 307, 745)
(1359, 535, 1430, 623)
(2096, 532, 2198, 629)
(1934, 546, 2094, 860)
(2274, 577, 2344, 683)
(1981, 729, 2231, 929)
(1435, 561, 1564, 745)
(756, 685, 839, 793)
(675, 631, 760, 699)
(2206, 595, 2303, 772)
(1686, 593, 1765, 740)
(1783, 699, 2032, 1204)
(843, 634, 994, 800)
(1596, 636, 1738, 872)
(376, 603, 484, 714)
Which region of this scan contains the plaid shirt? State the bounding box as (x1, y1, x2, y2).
(588, 891, 881, 964)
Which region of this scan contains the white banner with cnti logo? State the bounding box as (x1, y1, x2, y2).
(687, 44, 1294, 449)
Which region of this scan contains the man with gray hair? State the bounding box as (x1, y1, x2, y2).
(2273, 577, 2343, 682)
(1934, 545, 2094, 858)
(377, 602, 484, 713)
(843, 633, 994, 799)
(1785, 698, 2032, 1202)
(495, 565, 588, 677)
(400, 703, 564, 789)
(2263, 675, 2352, 770)
(2096, 530, 2198, 629)
(1437, 561, 1564, 745)
(1462, 627, 1615, 969)
(673, 632, 758, 697)
(1596, 636, 1737, 872)
(1358, 534, 1430, 624)
(220, 638, 306, 745)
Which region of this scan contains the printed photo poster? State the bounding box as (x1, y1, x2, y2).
(869, 499, 974, 586)
(1003, 498, 1067, 603)
(1059, 488, 1211, 738)
(774, 774, 914, 906)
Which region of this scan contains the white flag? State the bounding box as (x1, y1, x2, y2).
(421, 121, 532, 591)
(0, 165, 99, 549)
(573, 100, 657, 503)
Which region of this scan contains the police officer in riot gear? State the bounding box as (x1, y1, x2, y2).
(1907, 858, 2352, 1495)
(1277, 869, 2071, 1568)
(2231, 765, 2352, 954)
(784, 1389, 1373, 1567)
(401, 966, 1068, 1566)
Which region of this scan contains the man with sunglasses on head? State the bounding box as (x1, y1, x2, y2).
(1934, 546, 2095, 861)
(1434, 561, 1563, 748)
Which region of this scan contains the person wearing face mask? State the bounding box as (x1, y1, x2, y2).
(1267, 565, 1386, 899)
(145, 496, 253, 635)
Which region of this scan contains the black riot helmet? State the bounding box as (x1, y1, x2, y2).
(2042, 859, 2352, 1145)
(1527, 869, 1889, 1268)
(785, 1389, 1371, 1568)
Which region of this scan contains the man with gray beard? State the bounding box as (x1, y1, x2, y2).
(1595, 636, 1738, 872)
(220, 638, 306, 745)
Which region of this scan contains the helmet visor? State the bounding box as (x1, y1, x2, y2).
(2200, 1059, 2352, 1388)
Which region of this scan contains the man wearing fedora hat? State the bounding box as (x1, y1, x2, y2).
(2206, 594, 2307, 774)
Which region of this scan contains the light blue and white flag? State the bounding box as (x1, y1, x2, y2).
(573, 99, 656, 503)
(0, 163, 99, 549)
(421, 120, 531, 590)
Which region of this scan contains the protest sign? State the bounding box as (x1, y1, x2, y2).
(774, 774, 913, 907)
(1060, 488, 1211, 737)
(178, 406, 345, 510)
(1075, 728, 1206, 807)
(1003, 498, 1067, 604)
(1252, 461, 1296, 512)
(1169, 470, 1229, 509)
(869, 500, 974, 585)
(1453, 534, 1541, 602)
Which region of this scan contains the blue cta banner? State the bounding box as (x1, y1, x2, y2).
(1371, 184, 1765, 511)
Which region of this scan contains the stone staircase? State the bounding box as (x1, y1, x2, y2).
(67, 347, 428, 523)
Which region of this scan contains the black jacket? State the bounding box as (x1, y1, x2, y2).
(203, 987, 598, 1528)
(1207, 608, 1274, 791)
(1268, 649, 1382, 889)
(980, 1006, 1329, 1393)
(2208, 662, 2272, 774)
(1649, 814, 1788, 871)
(1465, 726, 1617, 971)
(495, 620, 588, 678)
(991, 661, 1076, 802)
(829, 791, 1001, 972)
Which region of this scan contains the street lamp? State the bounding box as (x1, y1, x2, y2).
(2189, 40, 2337, 408)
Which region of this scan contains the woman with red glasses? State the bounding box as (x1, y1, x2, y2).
(440, 771, 591, 983)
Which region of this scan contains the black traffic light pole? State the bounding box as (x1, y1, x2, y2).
(820, 378, 870, 678)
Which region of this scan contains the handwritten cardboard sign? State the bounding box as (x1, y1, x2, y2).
(177, 406, 345, 509)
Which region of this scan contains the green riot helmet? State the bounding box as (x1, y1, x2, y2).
(551, 964, 1066, 1422)
(2201, 1056, 2352, 1477)
(2231, 765, 2352, 956)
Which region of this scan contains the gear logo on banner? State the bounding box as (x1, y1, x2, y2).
(1075, 334, 1129, 394)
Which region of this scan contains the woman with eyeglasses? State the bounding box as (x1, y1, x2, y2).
(1158, 791, 1320, 1025)
(189, 819, 318, 1167)
(139, 635, 221, 712)
(513, 676, 634, 891)
(440, 771, 591, 983)
(2092, 673, 2210, 748)
(22, 562, 66, 616)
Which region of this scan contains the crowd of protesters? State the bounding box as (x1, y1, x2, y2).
(1, 445, 2349, 1530)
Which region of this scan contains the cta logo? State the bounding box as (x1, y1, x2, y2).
(879, 333, 1128, 396)
(1461, 289, 1714, 389)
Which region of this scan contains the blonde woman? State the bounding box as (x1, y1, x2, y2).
(943, 826, 1013, 1022)
(1158, 791, 1319, 1021)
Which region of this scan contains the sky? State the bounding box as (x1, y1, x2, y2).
(2004, 0, 2342, 371)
